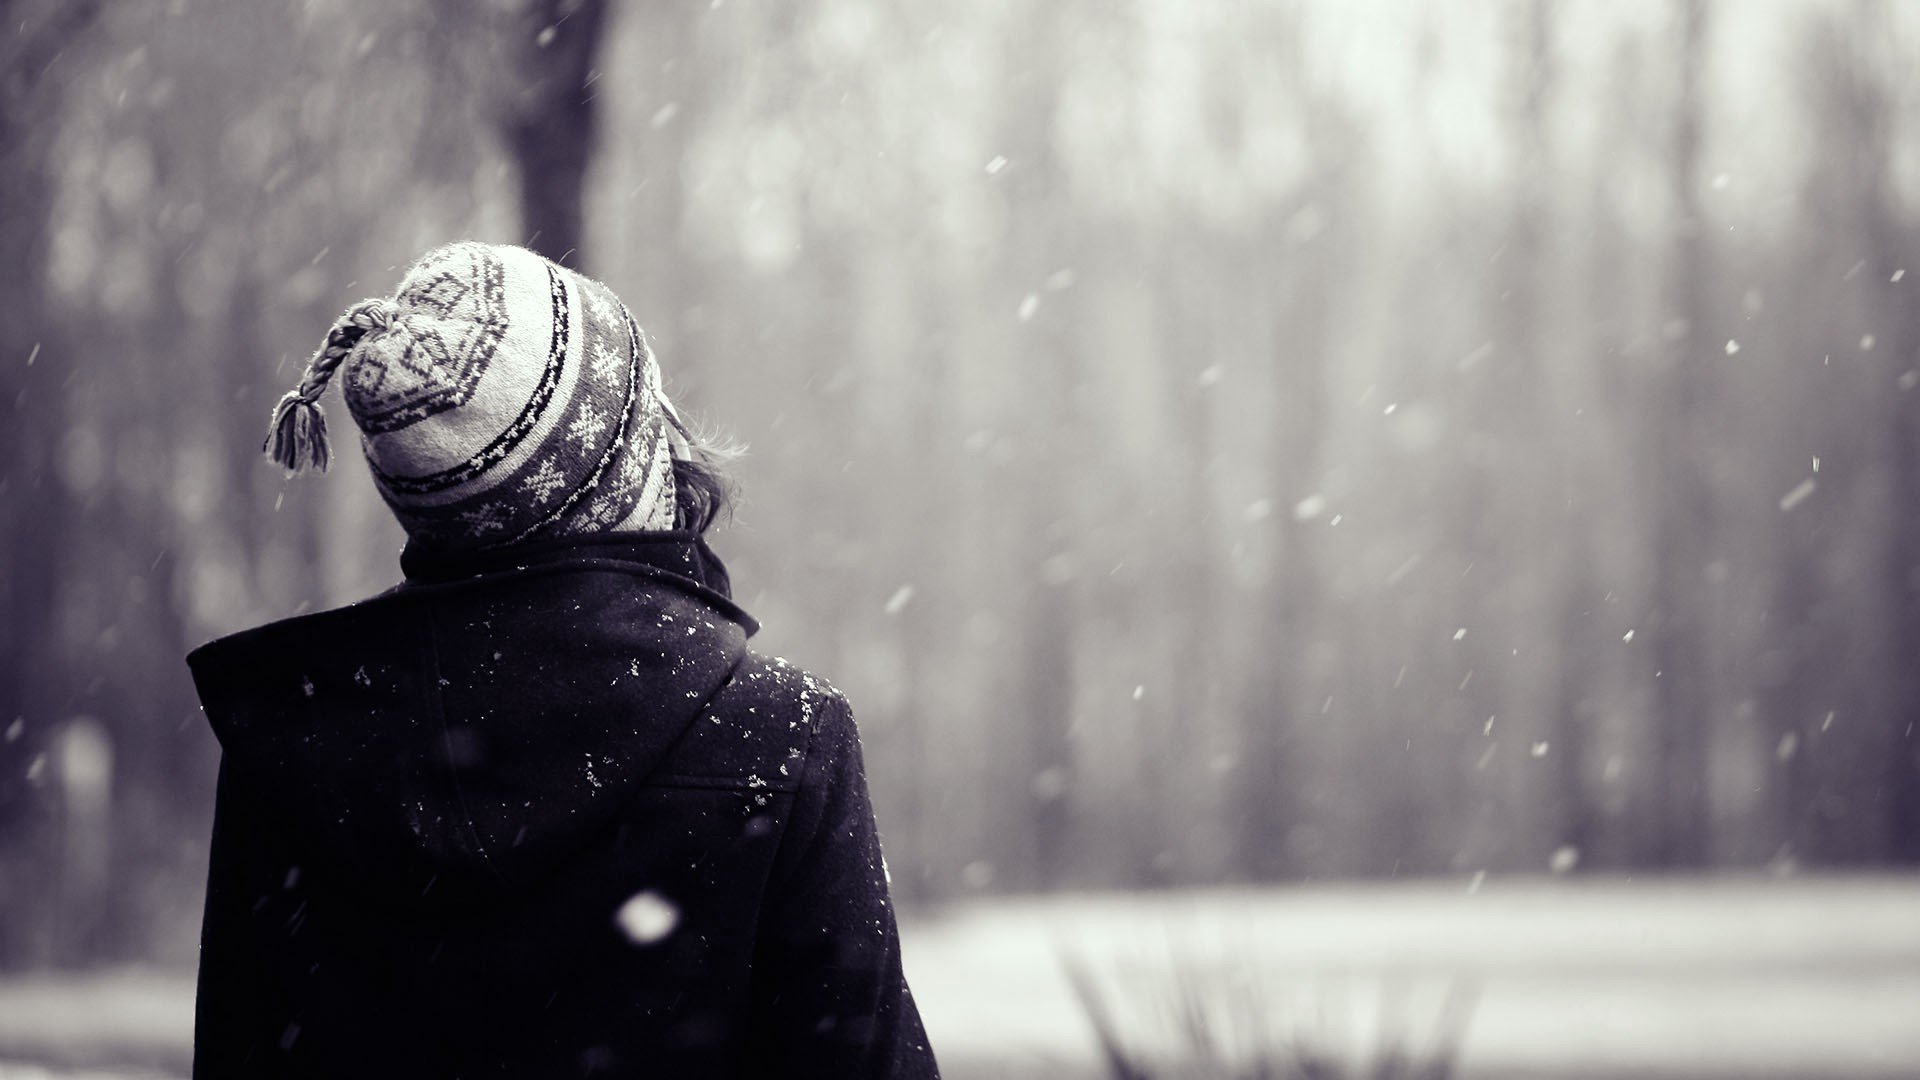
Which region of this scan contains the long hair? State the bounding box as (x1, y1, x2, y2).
(671, 426, 743, 534)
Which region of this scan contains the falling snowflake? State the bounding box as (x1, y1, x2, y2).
(615, 890, 680, 945)
(883, 585, 915, 616)
(1549, 846, 1580, 874)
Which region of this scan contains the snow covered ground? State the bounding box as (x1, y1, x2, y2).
(2, 875, 1916, 1079)
(0, 967, 191, 1078)
(910, 875, 1920, 1079)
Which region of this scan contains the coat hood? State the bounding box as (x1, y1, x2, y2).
(186, 534, 757, 906)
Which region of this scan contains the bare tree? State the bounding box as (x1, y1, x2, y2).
(998, 0, 1078, 889)
(1234, 9, 1355, 880)
(1796, 0, 1920, 864)
(486, 0, 612, 267)
(1502, 0, 1592, 869)
(0, 0, 107, 969)
(1646, 0, 1715, 867)
(1850, 3, 1920, 866)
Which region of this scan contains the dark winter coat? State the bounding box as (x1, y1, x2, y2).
(185, 533, 938, 1079)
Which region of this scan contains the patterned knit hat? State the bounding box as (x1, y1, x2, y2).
(266, 242, 691, 549)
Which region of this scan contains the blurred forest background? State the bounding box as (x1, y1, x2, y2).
(2, 0, 1917, 970)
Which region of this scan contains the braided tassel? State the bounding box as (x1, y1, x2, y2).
(266, 388, 332, 472)
(263, 298, 398, 474)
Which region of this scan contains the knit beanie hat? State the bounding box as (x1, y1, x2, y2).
(266, 242, 691, 549)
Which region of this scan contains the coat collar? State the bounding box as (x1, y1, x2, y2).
(397, 531, 757, 637)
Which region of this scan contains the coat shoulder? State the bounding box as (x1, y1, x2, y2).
(729, 653, 849, 715)
(649, 652, 849, 791)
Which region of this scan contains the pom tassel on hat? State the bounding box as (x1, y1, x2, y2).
(266, 389, 332, 472)
(264, 298, 397, 474)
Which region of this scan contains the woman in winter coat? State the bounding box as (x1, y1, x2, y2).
(185, 242, 939, 1078)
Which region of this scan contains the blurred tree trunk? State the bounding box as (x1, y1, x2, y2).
(999, 3, 1076, 891)
(1238, 227, 1331, 880)
(1845, 0, 1920, 865)
(1877, 289, 1920, 863)
(1233, 13, 1350, 878)
(0, 0, 106, 969)
(500, 0, 610, 267)
(1143, 230, 1218, 885)
(596, 0, 714, 406)
(1438, 6, 1549, 869)
(1503, 0, 1591, 868)
(1579, 34, 1653, 870)
(1772, 0, 1919, 868)
(1646, 0, 1714, 868)
(885, 279, 956, 902)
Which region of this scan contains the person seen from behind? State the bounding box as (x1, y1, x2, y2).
(185, 242, 940, 1078)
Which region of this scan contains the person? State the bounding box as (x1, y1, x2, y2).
(185, 242, 939, 1078)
